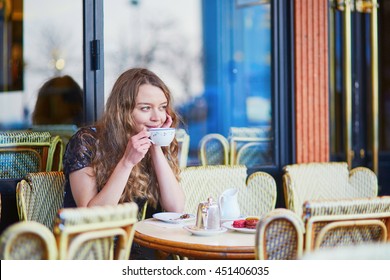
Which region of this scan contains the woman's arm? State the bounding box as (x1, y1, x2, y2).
(150, 145, 185, 212)
(69, 130, 152, 207)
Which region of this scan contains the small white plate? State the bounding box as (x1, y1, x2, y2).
(222, 221, 256, 234)
(183, 225, 227, 236)
(152, 212, 195, 224)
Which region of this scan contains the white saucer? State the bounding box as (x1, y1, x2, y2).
(183, 225, 227, 236)
(152, 212, 195, 224)
(222, 221, 256, 234)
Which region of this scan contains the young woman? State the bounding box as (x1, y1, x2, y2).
(63, 68, 185, 220)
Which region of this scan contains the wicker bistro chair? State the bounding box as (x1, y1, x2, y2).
(236, 142, 273, 167)
(0, 131, 63, 179)
(198, 133, 229, 166)
(255, 208, 304, 260)
(228, 126, 274, 168)
(0, 221, 58, 260)
(180, 165, 277, 217)
(54, 202, 138, 260)
(283, 162, 378, 218)
(175, 128, 190, 168)
(16, 171, 65, 231)
(302, 196, 390, 252)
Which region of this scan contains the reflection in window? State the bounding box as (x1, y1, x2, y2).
(0, 0, 23, 92)
(104, 0, 273, 167)
(0, 0, 83, 129)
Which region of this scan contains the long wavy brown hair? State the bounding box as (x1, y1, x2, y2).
(91, 68, 180, 208)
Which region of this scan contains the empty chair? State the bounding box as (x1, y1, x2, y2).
(54, 202, 138, 260)
(0, 131, 63, 179)
(180, 165, 276, 217)
(255, 208, 304, 260)
(302, 196, 390, 251)
(16, 171, 65, 231)
(236, 142, 273, 168)
(175, 128, 190, 168)
(0, 221, 58, 260)
(283, 162, 378, 217)
(228, 126, 273, 168)
(198, 133, 229, 165)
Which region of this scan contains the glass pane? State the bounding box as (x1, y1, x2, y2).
(0, 0, 83, 129)
(104, 0, 273, 168)
(230, 3, 273, 167)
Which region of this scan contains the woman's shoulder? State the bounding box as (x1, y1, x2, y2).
(73, 126, 98, 139)
(68, 126, 98, 146)
(63, 126, 98, 175)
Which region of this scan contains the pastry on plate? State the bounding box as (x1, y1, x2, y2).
(245, 217, 259, 229)
(232, 219, 246, 228)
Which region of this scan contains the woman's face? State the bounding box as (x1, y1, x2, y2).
(132, 84, 168, 132)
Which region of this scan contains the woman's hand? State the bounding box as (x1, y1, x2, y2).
(161, 113, 173, 128)
(123, 129, 151, 166)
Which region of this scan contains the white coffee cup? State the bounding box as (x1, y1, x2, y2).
(148, 128, 176, 146)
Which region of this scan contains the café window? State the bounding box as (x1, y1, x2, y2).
(104, 0, 273, 167)
(0, 0, 83, 129)
(0, 0, 23, 92)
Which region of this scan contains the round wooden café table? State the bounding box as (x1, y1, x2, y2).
(133, 218, 256, 260)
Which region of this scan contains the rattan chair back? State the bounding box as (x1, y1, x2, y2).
(228, 126, 273, 168)
(283, 162, 378, 217)
(255, 208, 304, 260)
(180, 165, 276, 217)
(0, 131, 63, 179)
(302, 196, 390, 251)
(236, 142, 273, 167)
(198, 133, 229, 165)
(54, 202, 138, 260)
(0, 221, 58, 260)
(16, 171, 65, 231)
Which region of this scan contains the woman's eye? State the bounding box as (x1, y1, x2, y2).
(159, 105, 167, 111)
(141, 106, 150, 111)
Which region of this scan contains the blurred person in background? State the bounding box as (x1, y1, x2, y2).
(32, 75, 84, 126)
